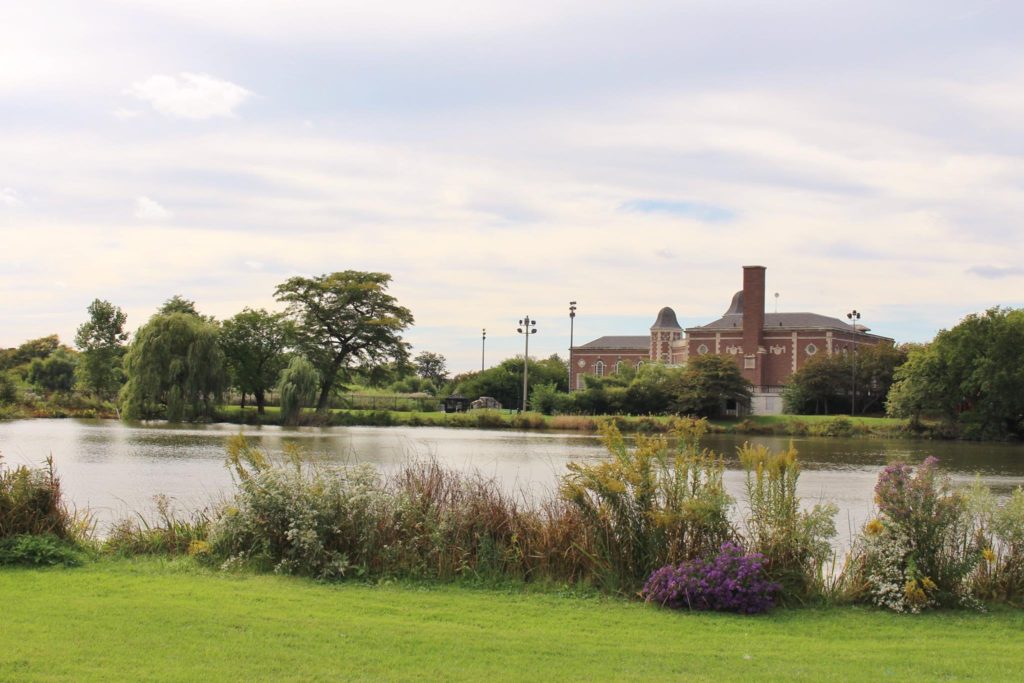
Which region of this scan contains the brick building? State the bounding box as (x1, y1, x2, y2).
(569, 265, 893, 414)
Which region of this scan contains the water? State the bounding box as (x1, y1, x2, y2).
(2, 419, 1023, 546)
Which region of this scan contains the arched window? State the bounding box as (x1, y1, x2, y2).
(615, 360, 624, 374)
(595, 360, 605, 376)
(636, 360, 644, 370)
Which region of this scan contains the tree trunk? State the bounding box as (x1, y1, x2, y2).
(255, 388, 265, 415)
(317, 381, 332, 413)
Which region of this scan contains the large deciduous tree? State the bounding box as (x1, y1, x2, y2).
(275, 271, 414, 413)
(74, 299, 129, 400)
(413, 351, 448, 386)
(887, 308, 1024, 438)
(121, 312, 227, 421)
(220, 308, 292, 414)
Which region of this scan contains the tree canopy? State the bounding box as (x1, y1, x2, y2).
(414, 351, 448, 386)
(275, 271, 414, 412)
(74, 299, 129, 400)
(121, 312, 227, 421)
(887, 308, 1024, 438)
(220, 308, 292, 414)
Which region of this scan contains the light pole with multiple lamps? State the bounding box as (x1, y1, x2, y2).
(847, 309, 861, 416)
(517, 314, 537, 412)
(568, 301, 577, 390)
(481, 328, 486, 372)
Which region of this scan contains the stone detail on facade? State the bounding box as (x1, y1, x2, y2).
(770, 345, 785, 355)
(806, 343, 818, 355)
(725, 345, 741, 355)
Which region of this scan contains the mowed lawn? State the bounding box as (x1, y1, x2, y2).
(2, 559, 1022, 682)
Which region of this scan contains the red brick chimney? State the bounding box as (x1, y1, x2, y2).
(742, 265, 766, 387)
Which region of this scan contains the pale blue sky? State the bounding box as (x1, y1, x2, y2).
(2, 1, 1023, 371)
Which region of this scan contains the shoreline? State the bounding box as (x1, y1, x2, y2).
(0, 404, 984, 441)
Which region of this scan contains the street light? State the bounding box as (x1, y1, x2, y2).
(517, 314, 537, 412)
(568, 301, 577, 390)
(847, 309, 861, 416)
(481, 328, 486, 372)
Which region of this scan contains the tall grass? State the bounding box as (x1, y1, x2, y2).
(0, 454, 75, 539)
(739, 442, 837, 603)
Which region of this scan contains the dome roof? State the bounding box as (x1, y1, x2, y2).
(650, 306, 681, 329)
(725, 290, 743, 315)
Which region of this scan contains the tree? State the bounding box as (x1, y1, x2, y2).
(887, 308, 1024, 438)
(782, 355, 849, 415)
(0, 335, 61, 371)
(220, 308, 292, 414)
(121, 312, 227, 421)
(277, 356, 320, 425)
(414, 351, 448, 386)
(74, 299, 129, 400)
(158, 295, 201, 317)
(275, 271, 414, 413)
(673, 354, 752, 418)
(27, 348, 78, 393)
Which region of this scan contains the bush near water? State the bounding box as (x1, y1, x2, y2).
(4, 419, 1024, 613)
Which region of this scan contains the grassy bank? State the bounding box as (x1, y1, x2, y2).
(214, 404, 938, 438)
(2, 558, 1022, 682)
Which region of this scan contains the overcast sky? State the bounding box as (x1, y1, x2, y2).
(3, 0, 1023, 372)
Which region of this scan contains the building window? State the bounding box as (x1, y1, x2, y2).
(576, 374, 584, 390)
(697, 344, 709, 355)
(595, 360, 605, 376)
(615, 360, 624, 374)
(636, 360, 644, 369)
(805, 343, 818, 356)
(744, 356, 755, 369)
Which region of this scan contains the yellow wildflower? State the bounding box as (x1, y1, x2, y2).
(982, 548, 996, 564)
(865, 518, 884, 535)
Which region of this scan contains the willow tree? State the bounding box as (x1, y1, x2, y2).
(277, 356, 319, 425)
(121, 312, 227, 421)
(275, 271, 414, 412)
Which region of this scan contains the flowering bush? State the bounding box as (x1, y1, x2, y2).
(641, 542, 780, 614)
(856, 457, 979, 612)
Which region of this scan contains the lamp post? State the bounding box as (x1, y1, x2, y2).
(568, 301, 577, 390)
(847, 309, 861, 416)
(517, 314, 537, 412)
(481, 328, 486, 372)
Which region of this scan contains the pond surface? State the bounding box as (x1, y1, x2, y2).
(2, 419, 1023, 547)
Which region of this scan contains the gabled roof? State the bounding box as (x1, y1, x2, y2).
(575, 335, 650, 350)
(687, 312, 865, 332)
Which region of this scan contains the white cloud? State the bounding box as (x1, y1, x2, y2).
(112, 108, 141, 120)
(134, 196, 172, 220)
(0, 187, 21, 206)
(127, 73, 252, 119)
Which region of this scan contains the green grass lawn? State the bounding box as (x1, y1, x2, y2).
(2, 559, 1022, 681)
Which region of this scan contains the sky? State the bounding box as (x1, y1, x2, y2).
(3, 0, 1024, 373)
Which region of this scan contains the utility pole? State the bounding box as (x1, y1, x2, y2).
(516, 314, 537, 412)
(568, 301, 577, 390)
(847, 309, 861, 416)
(481, 328, 486, 372)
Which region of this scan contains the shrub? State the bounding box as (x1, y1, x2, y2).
(1, 455, 75, 539)
(209, 435, 568, 582)
(853, 458, 979, 611)
(739, 442, 837, 602)
(642, 542, 779, 614)
(0, 533, 84, 567)
(560, 418, 734, 593)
